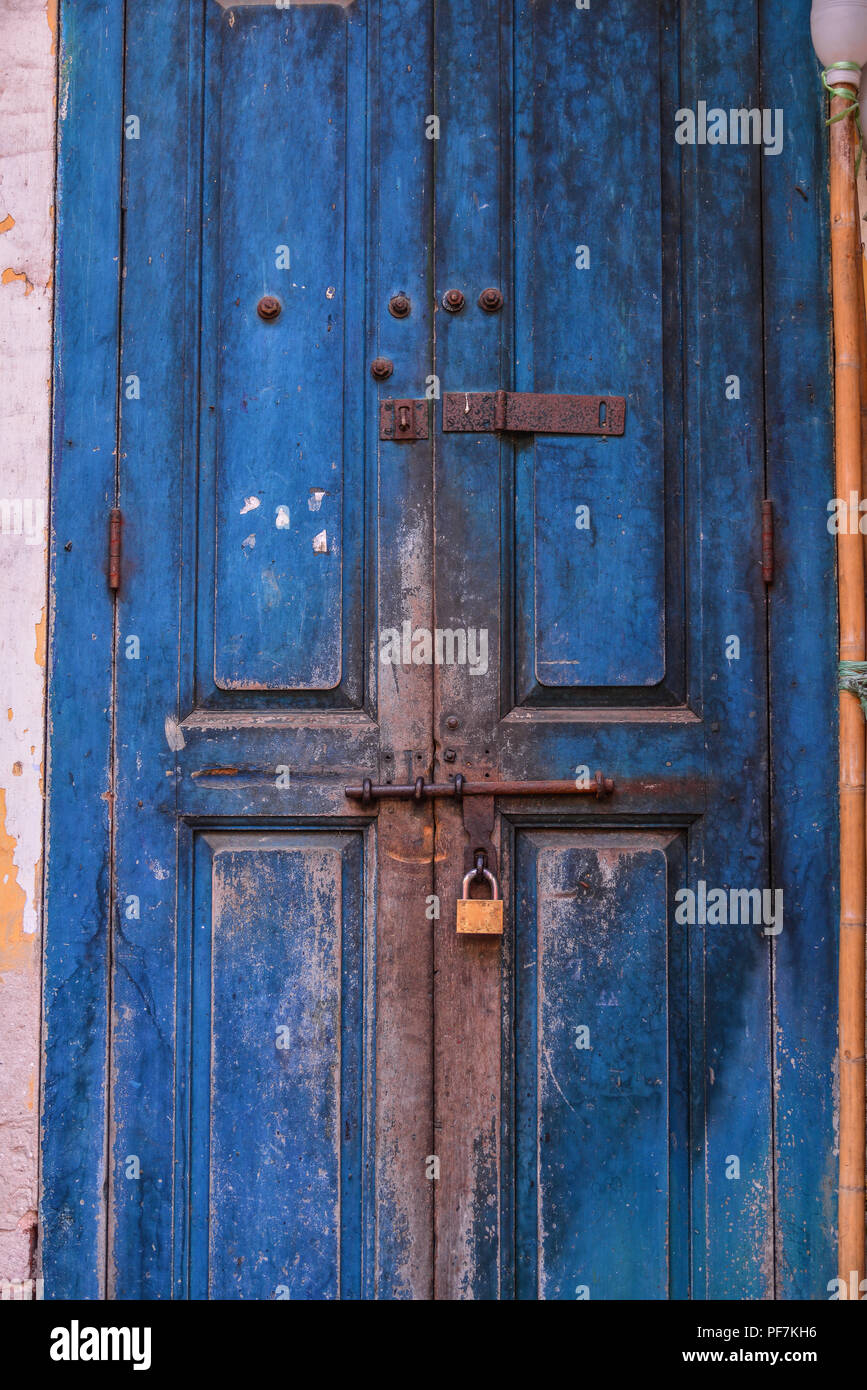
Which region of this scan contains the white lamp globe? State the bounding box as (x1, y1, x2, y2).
(812, 0, 867, 78)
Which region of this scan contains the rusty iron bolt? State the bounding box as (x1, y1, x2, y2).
(371, 357, 394, 381)
(388, 292, 411, 318)
(446, 715, 459, 729)
(478, 287, 504, 313)
(442, 289, 465, 313)
(257, 296, 282, 321)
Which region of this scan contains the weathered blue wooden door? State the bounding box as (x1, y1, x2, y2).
(45, 0, 837, 1300)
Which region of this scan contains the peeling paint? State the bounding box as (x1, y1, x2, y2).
(34, 609, 45, 668)
(0, 214, 15, 235)
(0, 790, 31, 969)
(164, 715, 186, 752)
(1, 267, 35, 296)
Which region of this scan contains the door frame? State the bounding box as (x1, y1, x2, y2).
(42, 0, 838, 1300)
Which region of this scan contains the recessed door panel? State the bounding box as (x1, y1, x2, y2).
(514, 0, 670, 695)
(207, 6, 362, 694)
(514, 830, 687, 1301)
(186, 831, 367, 1301)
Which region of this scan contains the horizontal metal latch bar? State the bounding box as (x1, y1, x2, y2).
(442, 389, 626, 435)
(345, 773, 615, 804)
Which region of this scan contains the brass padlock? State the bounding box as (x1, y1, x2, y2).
(456, 868, 504, 935)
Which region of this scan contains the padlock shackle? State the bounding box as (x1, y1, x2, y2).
(461, 868, 499, 900)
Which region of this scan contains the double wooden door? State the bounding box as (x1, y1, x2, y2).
(44, 0, 837, 1300)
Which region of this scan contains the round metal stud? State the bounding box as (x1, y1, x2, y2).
(442, 288, 465, 313)
(388, 292, 411, 318)
(371, 356, 394, 381)
(257, 295, 282, 321)
(478, 287, 504, 313)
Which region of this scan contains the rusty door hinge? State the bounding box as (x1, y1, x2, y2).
(762, 499, 774, 585)
(108, 507, 122, 590)
(442, 389, 626, 436)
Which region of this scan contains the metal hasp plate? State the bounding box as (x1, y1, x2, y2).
(379, 397, 429, 442)
(442, 388, 626, 435)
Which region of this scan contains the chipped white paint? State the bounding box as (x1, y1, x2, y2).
(242, 532, 256, 550)
(240, 496, 260, 514)
(313, 529, 328, 553)
(275, 504, 291, 529)
(164, 716, 186, 752)
(308, 489, 326, 512)
(0, 0, 55, 1287)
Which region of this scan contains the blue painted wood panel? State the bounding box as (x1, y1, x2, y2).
(42, 0, 124, 1299)
(212, 10, 353, 690)
(109, 0, 197, 1299)
(681, 0, 774, 1299)
(761, 0, 838, 1295)
(514, 0, 667, 691)
(187, 831, 367, 1300)
(196, 3, 368, 707)
(514, 831, 684, 1300)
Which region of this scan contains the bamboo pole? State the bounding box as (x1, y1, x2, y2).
(830, 84, 867, 1291)
(857, 191, 867, 1298)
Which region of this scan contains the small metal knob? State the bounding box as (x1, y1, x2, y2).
(257, 295, 282, 321)
(388, 292, 411, 318)
(442, 288, 465, 313)
(478, 287, 504, 313)
(371, 357, 394, 381)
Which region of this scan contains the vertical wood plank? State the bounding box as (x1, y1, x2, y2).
(681, 0, 774, 1298)
(762, 0, 838, 1297)
(433, 805, 502, 1300)
(370, 0, 436, 1299)
(432, 0, 509, 1301)
(42, 0, 124, 1299)
(109, 0, 196, 1297)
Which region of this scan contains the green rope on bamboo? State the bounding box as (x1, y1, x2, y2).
(823, 62, 864, 177)
(839, 659, 867, 714)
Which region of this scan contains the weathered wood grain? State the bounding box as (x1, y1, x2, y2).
(42, 0, 123, 1300)
(761, 0, 838, 1298)
(43, 0, 838, 1303)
